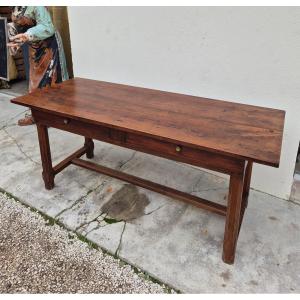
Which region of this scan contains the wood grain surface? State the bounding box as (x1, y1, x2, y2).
(11, 77, 285, 167)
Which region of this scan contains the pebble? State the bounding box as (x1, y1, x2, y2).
(0, 193, 171, 293)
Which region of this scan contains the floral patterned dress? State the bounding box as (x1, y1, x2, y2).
(8, 6, 69, 92)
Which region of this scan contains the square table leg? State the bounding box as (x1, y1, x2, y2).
(236, 160, 253, 235)
(36, 124, 55, 190)
(242, 161, 253, 208)
(84, 137, 94, 159)
(222, 164, 245, 264)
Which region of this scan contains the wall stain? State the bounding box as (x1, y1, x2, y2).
(269, 216, 279, 221)
(101, 184, 150, 222)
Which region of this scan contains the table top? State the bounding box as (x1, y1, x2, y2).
(11, 77, 285, 167)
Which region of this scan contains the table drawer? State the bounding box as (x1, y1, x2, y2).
(125, 133, 243, 174)
(32, 110, 111, 141)
(32, 109, 244, 175)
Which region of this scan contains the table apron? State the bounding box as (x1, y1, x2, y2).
(32, 109, 245, 175)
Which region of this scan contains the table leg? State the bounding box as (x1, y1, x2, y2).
(242, 161, 253, 208)
(84, 137, 94, 159)
(36, 124, 54, 190)
(222, 167, 245, 264)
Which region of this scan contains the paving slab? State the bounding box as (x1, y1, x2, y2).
(0, 93, 299, 293)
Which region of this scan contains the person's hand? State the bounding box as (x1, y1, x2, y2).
(10, 33, 29, 43)
(7, 42, 19, 48)
(7, 33, 29, 54)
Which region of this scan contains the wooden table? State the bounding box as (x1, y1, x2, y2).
(11, 78, 285, 264)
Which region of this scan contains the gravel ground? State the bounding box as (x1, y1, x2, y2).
(0, 192, 171, 293)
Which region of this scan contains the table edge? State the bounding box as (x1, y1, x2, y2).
(10, 98, 284, 168)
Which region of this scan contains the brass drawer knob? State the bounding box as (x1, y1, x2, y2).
(175, 145, 182, 152)
(63, 119, 69, 125)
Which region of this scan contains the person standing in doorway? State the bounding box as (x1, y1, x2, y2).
(7, 6, 69, 126)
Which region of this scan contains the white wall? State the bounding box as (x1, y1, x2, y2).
(68, 7, 300, 200)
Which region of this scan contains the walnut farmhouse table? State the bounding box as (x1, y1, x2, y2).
(11, 78, 285, 264)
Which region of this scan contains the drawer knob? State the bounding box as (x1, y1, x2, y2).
(63, 119, 69, 125)
(175, 145, 182, 152)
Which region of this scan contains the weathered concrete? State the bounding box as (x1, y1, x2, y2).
(0, 192, 169, 293)
(0, 93, 299, 293)
(291, 174, 300, 204)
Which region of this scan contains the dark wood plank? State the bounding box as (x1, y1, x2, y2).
(237, 161, 253, 236)
(71, 157, 227, 216)
(242, 161, 253, 208)
(36, 124, 54, 190)
(53, 146, 87, 175)
(223, 170, 245, 264)
(84, 137, 94, 159)
(11, 77, 285, 167)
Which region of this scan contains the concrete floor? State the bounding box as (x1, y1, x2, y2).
(291, 173, 300, 204)
(0, 192, 168, 293)
(0, 92, 300, 293)
(0, 80, 28, 97)
(290, 154, 300, 204)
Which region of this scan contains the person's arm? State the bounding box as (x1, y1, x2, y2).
(25, 6, 55, 41)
